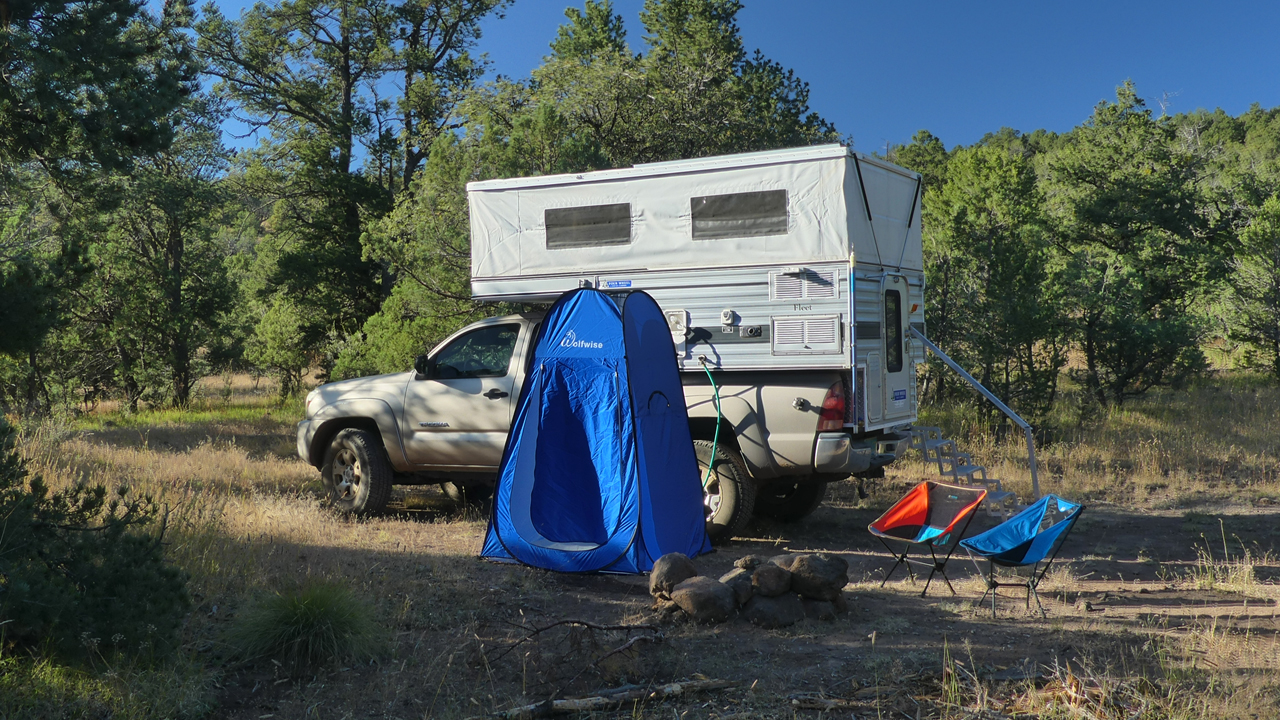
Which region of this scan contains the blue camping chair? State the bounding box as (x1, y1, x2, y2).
(959, 495, 1084, 618)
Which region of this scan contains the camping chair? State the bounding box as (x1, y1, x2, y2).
(868, 482, 987, 597)
(959, 495, 1084, 618)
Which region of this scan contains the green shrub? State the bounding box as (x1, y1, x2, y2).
(225, 580, 381, 671)
(0, 420, 190, 659)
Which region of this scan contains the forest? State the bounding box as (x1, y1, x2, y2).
(7, 2, 1280, 718)
(4, 0, 1279, 423)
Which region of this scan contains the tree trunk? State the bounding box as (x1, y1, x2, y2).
(1272, 337, 1280, 381)
(118, 345, 142, 414)
(1084, 318, 1106, 408)
(402, 17, 423, 190)
(25, 348, 40, 415)
(166, 219, 191, 406)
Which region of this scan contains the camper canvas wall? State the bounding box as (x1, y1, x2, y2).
(468, 144, 923, 288)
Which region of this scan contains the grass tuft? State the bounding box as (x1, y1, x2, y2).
(1184, 520, 1272, 597)
(225, 580, 383, 671)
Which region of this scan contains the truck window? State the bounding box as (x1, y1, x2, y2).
(885, 290, 903, 373)
(431, 324, 521, 379)
(691, 189, 787, 240)
(545, 204, 631, 249)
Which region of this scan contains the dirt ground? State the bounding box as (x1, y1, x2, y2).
(203, 473, 1280, 720)
(29, 372, 1280, 719)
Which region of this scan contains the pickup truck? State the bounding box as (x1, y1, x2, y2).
(297, 313, 908, 541)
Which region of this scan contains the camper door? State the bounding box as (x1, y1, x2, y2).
(876, 273, 914, 425)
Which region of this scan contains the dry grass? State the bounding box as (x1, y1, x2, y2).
(913, 373, 1280, 509)
(4, 371, 1280, 718)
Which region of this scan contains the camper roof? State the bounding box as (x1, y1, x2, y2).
(466, 144, 918, 192)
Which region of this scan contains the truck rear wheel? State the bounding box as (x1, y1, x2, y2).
(321, 428, 393, 515)
(693, 440, 755, 544)
(754, 479, 827, 522)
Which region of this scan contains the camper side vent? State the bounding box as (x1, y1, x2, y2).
(769, 269, 837, 300)
(773, 274, 804, 300)
(771, 315, 842, 355)
(774, 320, 805, 346)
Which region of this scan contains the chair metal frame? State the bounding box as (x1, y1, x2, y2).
(871, 482, 986, 598)
(963, 502, 1084, 618)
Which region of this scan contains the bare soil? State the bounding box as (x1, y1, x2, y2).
(204, 475, 1280, 720)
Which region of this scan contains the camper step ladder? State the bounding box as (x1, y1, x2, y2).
(909, 426, 1019, 519)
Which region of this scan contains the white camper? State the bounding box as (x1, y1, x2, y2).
(468, 144, 925, 433)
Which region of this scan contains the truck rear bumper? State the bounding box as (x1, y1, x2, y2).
(813, 432, 876, 475)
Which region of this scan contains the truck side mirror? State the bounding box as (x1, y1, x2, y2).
(413, 354, 435, 378)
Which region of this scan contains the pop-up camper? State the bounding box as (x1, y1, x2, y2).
(468, 144, 926, 433)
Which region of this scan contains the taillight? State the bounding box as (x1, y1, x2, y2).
(818, 380, 845, 431)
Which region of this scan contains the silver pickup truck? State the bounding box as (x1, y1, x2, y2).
(297, 313, 907, 541)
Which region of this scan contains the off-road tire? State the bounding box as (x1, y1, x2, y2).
(693, 440, 755, 544)
(321, 428, 393, 515)
(754, 479, 828, 522)
(441, 481, 494, 507)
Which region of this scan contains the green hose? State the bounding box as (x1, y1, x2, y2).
(700, 359, 722, 489)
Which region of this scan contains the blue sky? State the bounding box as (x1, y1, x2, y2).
(205, 0, 1280, 153)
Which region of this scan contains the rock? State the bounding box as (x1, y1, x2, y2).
(742, 593, 804, 628)
(670, 577, 736, 623)
(650, 553, 698, 599)
(801, 599, 837, 621)
(719, 568, 754, 607)
(832, 591, 848, 614)
(734, 554, 768, 570)
(789, 553, 849, 601)
(769, 553, 801, 571)
(653, 599, 681, 615)
(752, 563, 792, 597)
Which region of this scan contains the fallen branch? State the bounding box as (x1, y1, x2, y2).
(788, 692, 865, 711)
(475, 679, 740, 719)
(487, 619, 660, 663)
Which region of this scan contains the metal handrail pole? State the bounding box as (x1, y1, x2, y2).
(909, 327, 1041, 499)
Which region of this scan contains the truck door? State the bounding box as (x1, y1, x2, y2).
(402, 323, 520, 468)
(880, 274, 914, 424)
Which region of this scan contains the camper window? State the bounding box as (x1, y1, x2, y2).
(545, 204, 632, 249)
(430, 324, 520, 379)
(691, 190, 788, 240)
(884, 290, 903, 373)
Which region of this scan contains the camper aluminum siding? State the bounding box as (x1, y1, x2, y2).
(467, 145, 924, 429)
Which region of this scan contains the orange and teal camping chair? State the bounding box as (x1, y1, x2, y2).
(960, 494, 1083, 618)
(868, 481, 987, 597)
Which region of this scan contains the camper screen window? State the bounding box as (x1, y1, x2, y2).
(691, 190, 788, 240)
(545, 204, 632, 249)
(884, 290, 903, 373)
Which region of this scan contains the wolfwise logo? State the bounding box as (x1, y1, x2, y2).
(560, 329, 604, 349)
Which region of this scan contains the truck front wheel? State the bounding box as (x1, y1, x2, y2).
(321, 428, 393, 515)
(693, 440, 755, 544)
(754, 479, 828, 522)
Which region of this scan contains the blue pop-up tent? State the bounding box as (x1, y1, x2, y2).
(480, 289, 711, 573)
